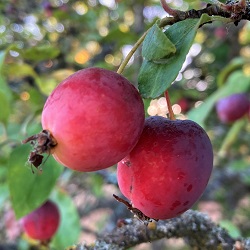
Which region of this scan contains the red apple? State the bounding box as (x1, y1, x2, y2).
(24, 67, 145, 172)
(117, 116, 213, 220)
(216, 93, 249, 123)
(21, 200, 60, 241)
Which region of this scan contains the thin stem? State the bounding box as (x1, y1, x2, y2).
(164, 90, 175, 120)
(160, 0, 182, 17)
(117, 29, 150, 75)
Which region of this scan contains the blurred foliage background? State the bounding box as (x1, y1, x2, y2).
(0, 0, 250, 249)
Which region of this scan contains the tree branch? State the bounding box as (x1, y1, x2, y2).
(158, 1, 250, 27)
(75, 210, 250, 249)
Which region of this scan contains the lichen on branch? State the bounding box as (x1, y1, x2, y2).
(75, 210, 250, 250)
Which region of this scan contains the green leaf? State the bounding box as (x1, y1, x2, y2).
(219, 220, 241, 238)
(51, 189, 81, 249)
(142, 22, 176, 61)
(138, 16, 203, 98)
(38, 76, 59, 95)
(8, 144, 63, 219)
(187, 70, 250, 127)
(0, 50, 12, 124)
(0, 184, 9, 210)
(0, 50, 12, 102)
(103, 28, 138, 46)
(218, 119, 246, 157)
(217, 57, 245, 86)
(91, 174, 104, 197)
(0, 89, 11, 123)
(5, 63, 53, 95)
(138, 14, 228, 98)
(229, 159, 250, 184)
(139, 17, 198, 98)
(6, 63, 39, 79)
(22, 45, 60, 61)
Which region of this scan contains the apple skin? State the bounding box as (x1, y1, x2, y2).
(117, 116, 213, 220)
(42, 67, 145, 172)
(216, 93, 249, 123)
(21, 200, 60, 241)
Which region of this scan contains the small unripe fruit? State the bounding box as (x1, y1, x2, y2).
(216, 93, 249, 123)
(24, 67, 145, 172)
(117, 116, 213, 220)
(21, 200, 60, 241)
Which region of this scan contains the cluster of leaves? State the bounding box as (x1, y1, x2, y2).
(0, 0, 250, 249)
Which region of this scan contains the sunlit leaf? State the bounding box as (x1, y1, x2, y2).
(51, 189, 81, 249)
(51, 69, 75, 82)
(38, 77, 58, 95)
(8, 144, 63, 219)
(142, 22, 176, 61)
(6, 63, 39, 79)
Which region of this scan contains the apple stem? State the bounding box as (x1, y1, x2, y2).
(164, 90, 175, 120)
(117, 29, 150, 75)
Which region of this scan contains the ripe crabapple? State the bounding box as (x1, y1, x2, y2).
(21, 200, 60, 241)
(216, 93, 249, 123)
(117, 116, 213, 220)
(23, 67, 145, 172)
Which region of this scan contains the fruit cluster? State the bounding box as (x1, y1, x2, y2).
(23, 67, 214, 223)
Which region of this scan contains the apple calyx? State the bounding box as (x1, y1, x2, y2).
(22, 130, 57, 171)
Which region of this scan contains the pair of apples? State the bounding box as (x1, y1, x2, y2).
(23, 67, 213, 223)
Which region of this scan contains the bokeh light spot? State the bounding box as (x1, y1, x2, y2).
(119, 24, 129, 33)
(74, 49, 91, 64)
(20, 92, 30, 101)
(105, 54, 114, 64)
(73, 2, 88, 15)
